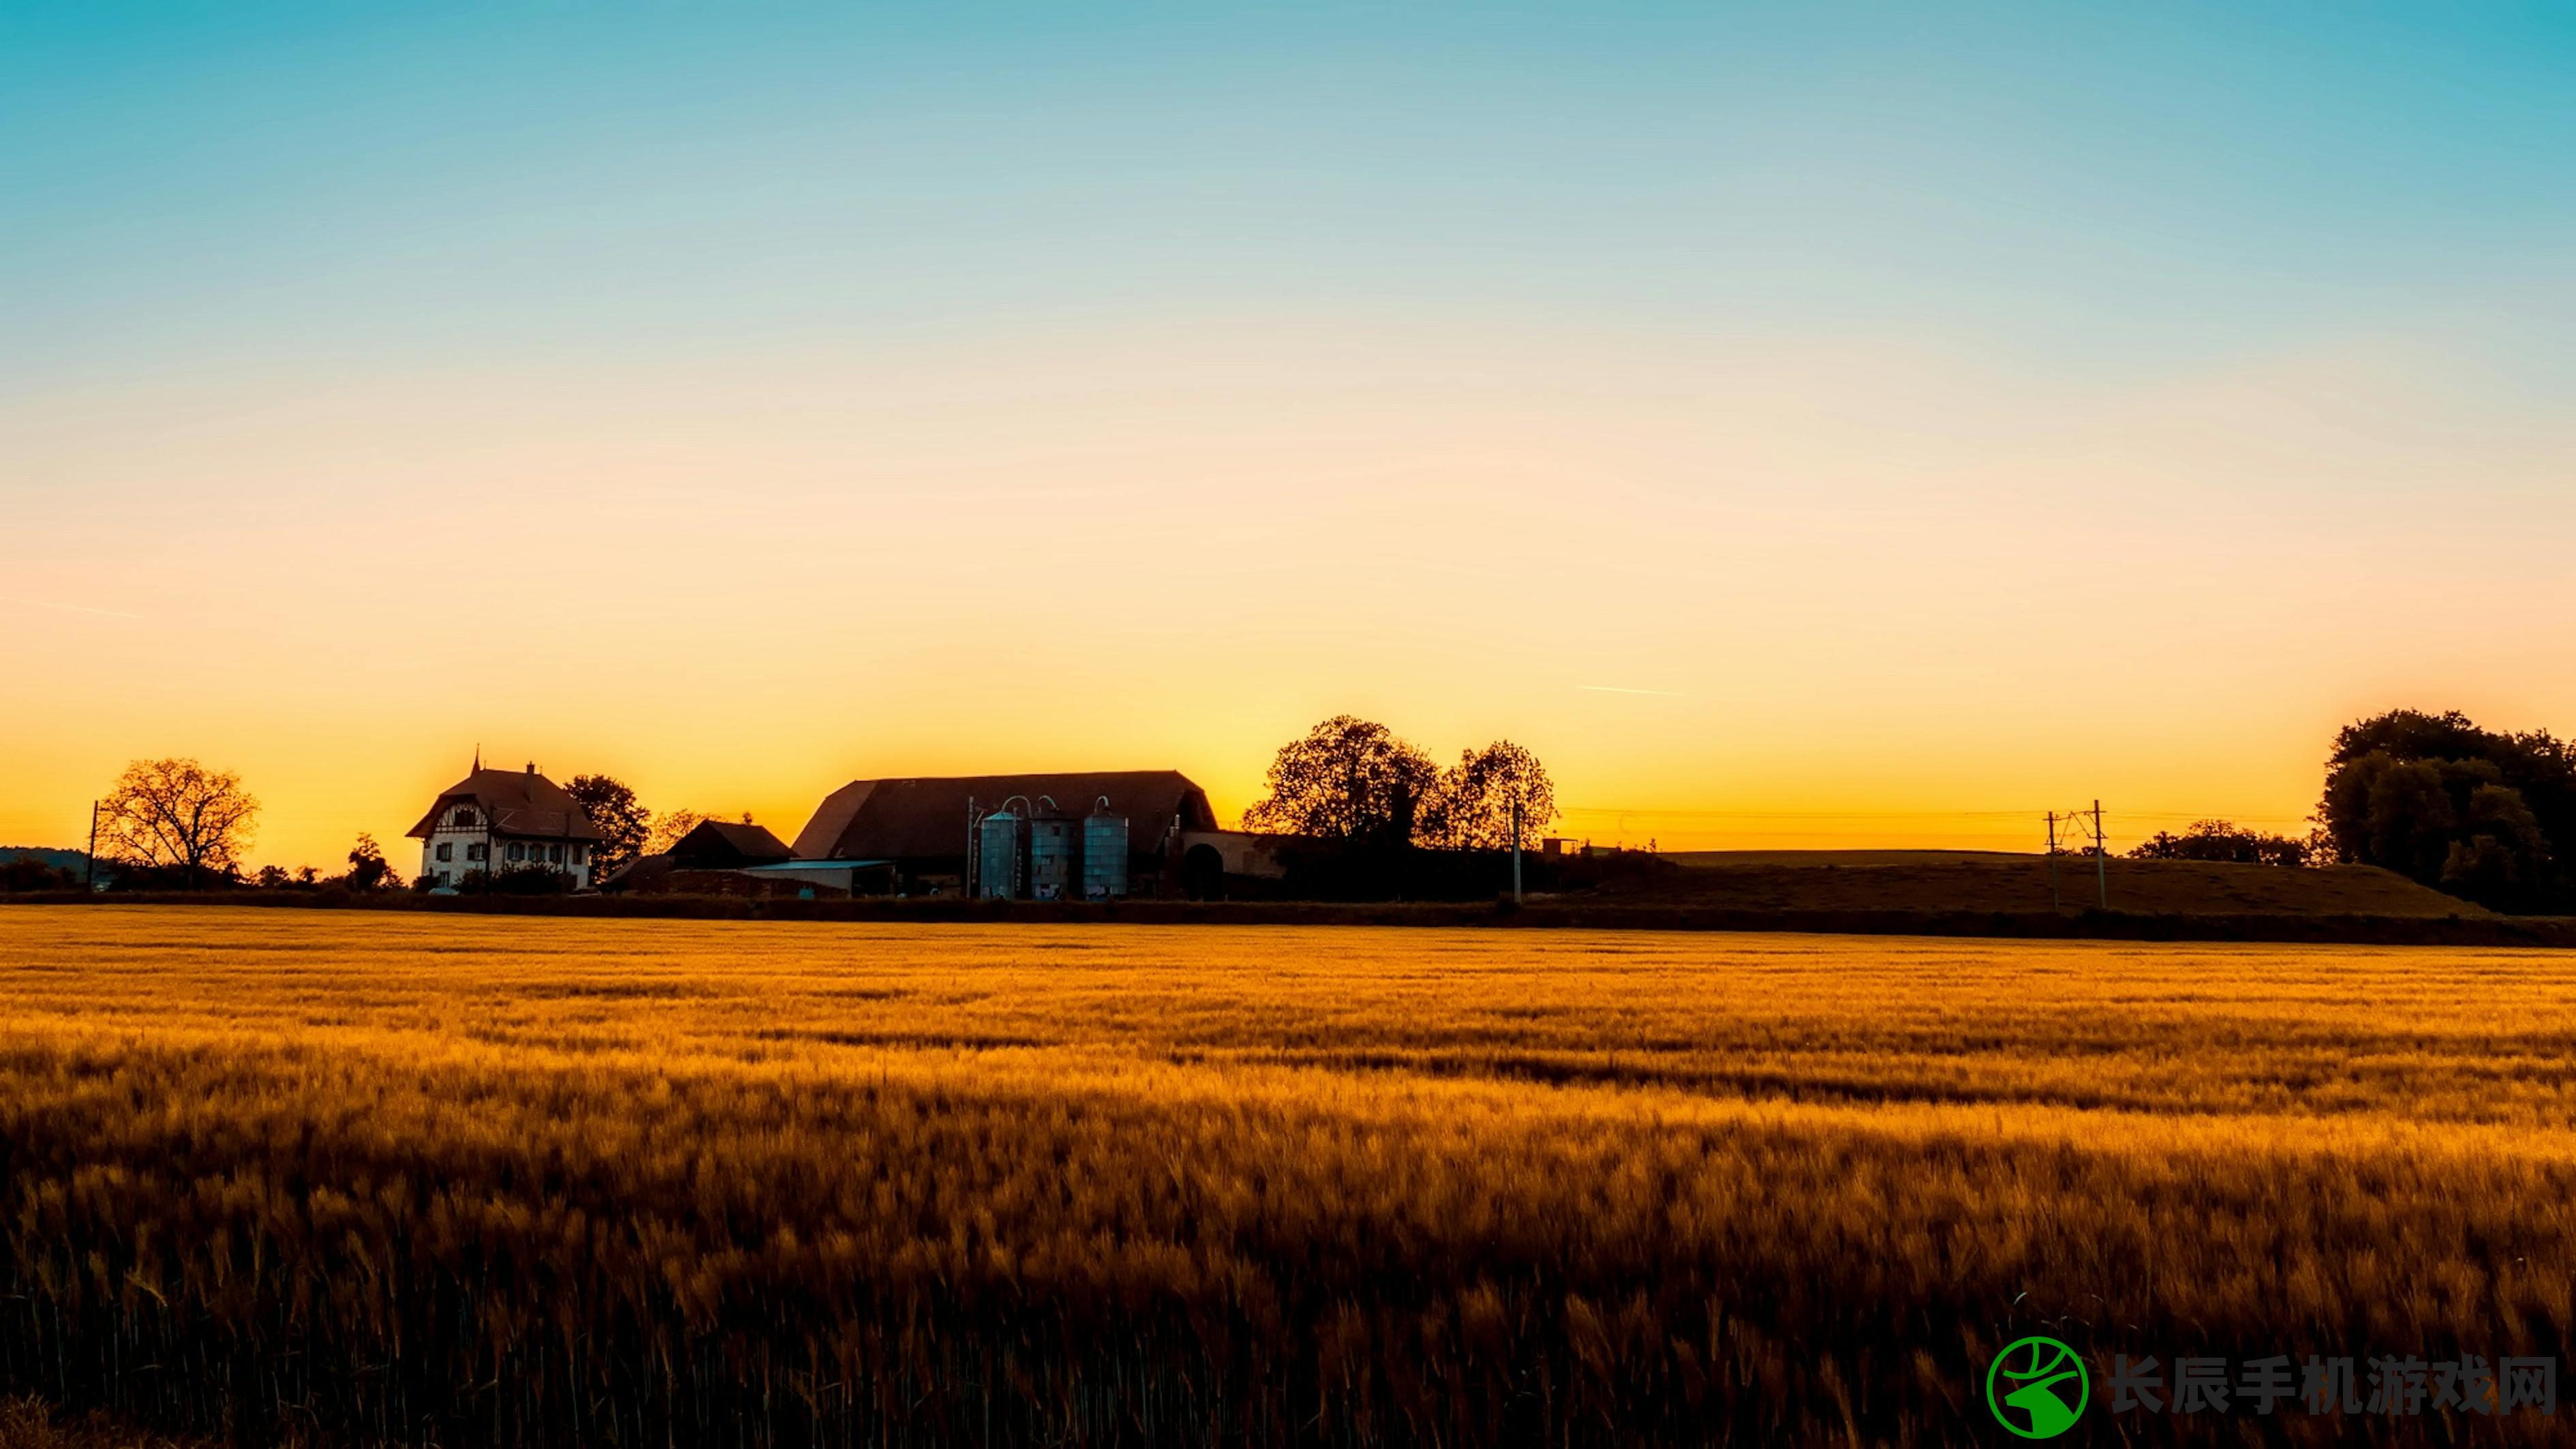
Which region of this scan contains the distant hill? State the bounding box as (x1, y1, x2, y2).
(0, 847, 90, 873)
(1603, 854, 2491, 918)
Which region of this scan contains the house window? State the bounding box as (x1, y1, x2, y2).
(453, 808, 479, 829)
(548, 843, 564, 864)
(434, 870, 450, 888)
(435, 843, 453, 862)
(506, 842, 524, 864)
(570, 845, 586, 865)
(467, 843, 487, 862)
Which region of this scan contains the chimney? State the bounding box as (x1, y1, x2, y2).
(526, 761, 537, 776)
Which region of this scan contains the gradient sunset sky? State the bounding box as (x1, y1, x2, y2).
(5, 3, 2573, 869)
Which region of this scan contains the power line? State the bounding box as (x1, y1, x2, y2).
(1560, 805, 2310, 823)
(1560, 806, 2077, 820)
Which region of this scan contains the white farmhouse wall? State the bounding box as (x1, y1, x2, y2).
(417, 804, 594, 891)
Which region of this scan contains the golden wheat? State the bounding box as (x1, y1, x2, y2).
(1, 905, 2570, 1445)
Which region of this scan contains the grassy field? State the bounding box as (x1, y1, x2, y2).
(3, 905, 2572, 1445)
(0, 1397, 224, 1449)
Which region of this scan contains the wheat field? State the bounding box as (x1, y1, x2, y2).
(2, 905, 2572, 1446)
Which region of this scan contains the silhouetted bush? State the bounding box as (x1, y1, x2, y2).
(100, 863, 241, 893)
(452, 865, 576, 896)
(2128, 820, 2309, 868)
(0, 860, 78, 894)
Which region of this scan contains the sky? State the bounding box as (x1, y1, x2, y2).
(4, 3, 2573, 870)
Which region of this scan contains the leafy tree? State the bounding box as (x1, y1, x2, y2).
(2318, 710, 2572, 911)
(567, 774, 651, 874)
(344, 833, 399, 891)
(1243, 716, 1439, 847)
(2127, 819, 2309, 868)
(1424, 741, 1558, 851)
(2442, 783, 2552, 909)
(97, 758, 259, 889)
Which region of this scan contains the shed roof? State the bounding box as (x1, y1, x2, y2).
(791, 772, 1214, 861)
(669, 819, 793, 866)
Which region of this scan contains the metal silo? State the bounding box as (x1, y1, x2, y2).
(1028, 814, 1078, 900)
(1082, 802, 1130, 900)
(977, 809, 1021, 899)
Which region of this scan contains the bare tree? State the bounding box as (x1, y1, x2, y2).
(97, 758, 260, 888)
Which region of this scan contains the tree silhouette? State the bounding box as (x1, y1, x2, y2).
(1424, 741, 1557, 851)
(344, 832, 399, 891)
(97, 758, 259, 889)
(567, 774, 651, 874)
(2318, 709, 2571, 911)
(1243, 716, 1438, 847)
(647, 808, 709, 855)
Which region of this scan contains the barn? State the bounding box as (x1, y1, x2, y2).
(789, 772, 1221, 898)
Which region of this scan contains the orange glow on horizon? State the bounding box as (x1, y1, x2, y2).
(5, 319, 2571, 870)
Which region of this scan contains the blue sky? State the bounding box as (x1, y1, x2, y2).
(10, 3, 2572, 384)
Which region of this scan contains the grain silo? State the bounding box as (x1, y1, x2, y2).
(1028, 813, 1079, 900)
(1082, 800, 1131, 899)
(976, 808, 1021, 899)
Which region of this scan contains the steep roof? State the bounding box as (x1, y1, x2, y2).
(405, 766, 606, 841)
(596, 853, 675, 891)
(669, 819, 793, 866)
(791, 771, 1214, 861)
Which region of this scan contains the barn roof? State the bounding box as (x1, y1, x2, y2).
(405, 766, 606, 841)
(791, 772, 1215, 861)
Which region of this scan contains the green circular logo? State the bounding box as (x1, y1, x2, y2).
(1986, 1336, 2088, 1439)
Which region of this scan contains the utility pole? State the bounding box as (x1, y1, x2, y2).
(1510, 795, 1524, 904)
(2046, 810, 2059, 912)
(2094, 799, 2108, 910)
(85, 801, 98, 892)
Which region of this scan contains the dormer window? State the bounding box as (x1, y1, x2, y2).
(452, 807, 480, 829)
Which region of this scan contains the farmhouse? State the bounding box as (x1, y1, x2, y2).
(406, 761, 604, 891)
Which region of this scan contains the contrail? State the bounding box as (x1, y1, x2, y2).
(5, 598, 144, 620)
(1578, 684, 1693, 697)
